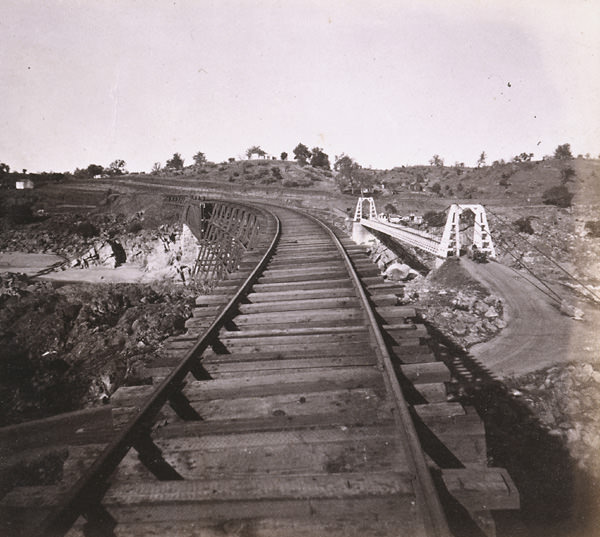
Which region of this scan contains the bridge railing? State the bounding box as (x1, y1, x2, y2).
(182, 201, 267, 282)
(360, 218, 442, 255)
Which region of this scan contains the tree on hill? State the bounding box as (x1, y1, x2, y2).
(334, 154, 372, 194)
(293, 143, 312, 166)
(0, 163, 10, 176)
(166, 153, 184, 171)
(542, 185, 573, 207)
(280, 152, 288, 161)
(107, 159, 127, 176)
(151, 162, 162, 174)
(310, 147, 330, 170)
(477, 151, 486, 167)
(86, 164, 104, 177)
(429, 154, 444, 167)
(554, 143, 573, 160)
(193, 151, 207, 167)
(512, 152, 533, 163)
(246, 145, 266, 159)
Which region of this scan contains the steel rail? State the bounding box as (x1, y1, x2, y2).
(33, 205, 281, 537)
(300, 209, 452, 537)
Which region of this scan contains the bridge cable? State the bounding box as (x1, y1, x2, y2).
(486, 207, 600, 303)
(491, 236, 564, 304)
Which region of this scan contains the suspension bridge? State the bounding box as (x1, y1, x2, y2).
(352, 196, 497, 260)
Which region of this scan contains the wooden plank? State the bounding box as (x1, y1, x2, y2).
(217, 331, 371, 349)
(258, 270, 348, 284)
(442, 468, 520, 511)
(194, 295, 230, 306)
(374, 305, 417, 318)
(204, 355, 378, 377)
(412, 402, 466, 420)
(201, 345, 374, 363)
(0, 407, 114, 454)
(156, 410, 395, 438)
(119, 387, 391, 425)
(214, 340, 375, 356)
(112, 367, 384, 406)
(107, 512, 420, 537)
(413, 408, 485, 437)
(268, 254, 342, 267)
(238, 296, 360, 314)
(370, 294, 399, 306)
(219, 324, 368, 339)
(229, 317, 368, 332)
(390, 345, 436, 363)
(262, 263, 346, 278)
(246, 287, 356, 302)
(112, 426, 405, 482)
(412, 382, 448, 403)
(252, 278, 352, 293)
(400, 362, 451, 383)
(231, 307, 365, 325)
(100, 471, 414, 502)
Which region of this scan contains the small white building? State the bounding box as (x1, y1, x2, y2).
(15, 179, 34, 189)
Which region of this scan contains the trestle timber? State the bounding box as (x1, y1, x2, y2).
(0, 203, 518, 537)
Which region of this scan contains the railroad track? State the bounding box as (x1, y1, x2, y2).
(0, 203, 518, 536)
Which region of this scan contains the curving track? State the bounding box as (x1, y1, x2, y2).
(0, 203, 517, 537)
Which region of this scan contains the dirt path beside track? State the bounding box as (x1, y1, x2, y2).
(460, 258, 600, 377)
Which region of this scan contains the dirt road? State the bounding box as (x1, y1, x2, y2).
(460, 258, 600, 377)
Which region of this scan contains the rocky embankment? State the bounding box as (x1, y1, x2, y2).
(0, 273, 197, 426)
(1, 211, 195, 282)
(367, 241, 506, 349)
(366, 239, 600, 487)
(505, 362, 600, 481)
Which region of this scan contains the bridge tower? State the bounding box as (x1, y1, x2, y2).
(438, 204, 496, 258)
(351, 196, 379, 244)
(353, 196, 378, 221)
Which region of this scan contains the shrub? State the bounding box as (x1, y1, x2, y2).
(560, 167, 576, 183)
(423, 210, 447, 227)
(585, 221, 600, 238)
(76, 221, 99, 238)
(542, 185, 574, 207)
(127, 220, 143, 234)
(514, 216, 534, 234)
(233, 171, 240, 177)
(260, 176, 276, 185)
(472, 250, 489, 263)
(282, 179, 299, 187)
(271, 167, 283, 181)
(430, 182, 441, 194)
(8, 203, 36, 224)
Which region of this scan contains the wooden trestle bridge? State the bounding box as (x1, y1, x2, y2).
(0, 199, 518, 537)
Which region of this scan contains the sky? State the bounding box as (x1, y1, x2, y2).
(1, 0, 599, 173)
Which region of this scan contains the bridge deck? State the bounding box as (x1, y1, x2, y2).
(360, 219, 441, 255)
